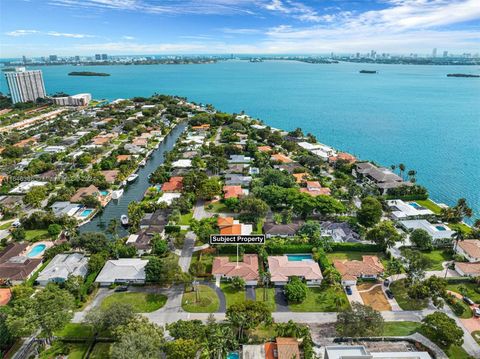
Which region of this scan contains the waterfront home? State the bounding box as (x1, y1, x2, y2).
(257, 145, 272, 153)
(263, 220, 303, 238)
(95, 259, 148, 286)
(191, 124, 210, 131)
(251, 124, 267, 130)
(267, 256, 322, 286)
(101, 170, 120, 184)
(217, 216, 252, 235)
(124, 143, 145, 155)
(212, 254, 259, 285)
(229, 155, 252, 164)
(116, 154, 131, 162)
(387, 199, 434, 220)
(126, 233, 153, 255)
(171, 159, 192, 168)
(298, 141, 336, 161)
(157, 192, 182, 205)
(70, 184, 100, 203)
(300, 181, 331, 196)
(0, 243, 43, 284)
(161, 176, 183, 192)
(328, 152, 357, 164)
(36, 253, 88, 286)
(223, 185, 245, 199)
(132, 137, 148, 147)
(333, 255, 384, 286)
(225, 174, 252, 187)
(271, 153, 293, 163)
(324, 345, 431, 359)
(321, 221, 361, 242)
(455, 240, 480, 262)
(353, 162, 409, 194)
(454, 262, 480, 277)
(399, 219, 454, 242)
(51, 201, 82, 217)
(9, 181, 47, 194)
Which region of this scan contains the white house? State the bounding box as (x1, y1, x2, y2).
(399, 219, 454, 241)
(171, 159, 192, 168)
(95, 259, 148, 286)
(36, 253, 88, 286)
(324, 345, 432, 359)
(387, 199, 434, 220)
(9, 181, 47, 194)
(156, 192, 182, 205)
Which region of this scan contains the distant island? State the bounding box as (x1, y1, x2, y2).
(68, 71, 110, 77)
(359, 70, 377, 74)
(446, 73, 479, 78)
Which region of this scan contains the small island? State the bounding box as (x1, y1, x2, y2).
(446, 73, 479, 78)
(359, 70, 377, 74)
(68, 71, 110, 77)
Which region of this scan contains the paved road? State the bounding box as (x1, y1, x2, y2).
(73, 288, 111, 323)
(193, 199, 211, 220)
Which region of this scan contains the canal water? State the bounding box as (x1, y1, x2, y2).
(79, 122, 186, 236)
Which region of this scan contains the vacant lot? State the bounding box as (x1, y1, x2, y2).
(101, 292, 167, 312)
(359, 284, 391, 311)
(182, 285, 219, 313)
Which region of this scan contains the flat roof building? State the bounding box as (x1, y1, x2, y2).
(4, 67, 46, 104)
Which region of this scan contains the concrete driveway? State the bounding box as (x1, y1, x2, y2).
(346, 285, 364, 305)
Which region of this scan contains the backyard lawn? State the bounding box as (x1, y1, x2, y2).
(415, 199, 442, 214)
(100, 292, 167, 313)
(221, 283, 246, 308)
(255, 287, 276, 312)
(327, 251, 388, 267)
(178, 211, 193, 226)
(420, 249, 453, 271)
(55, 323, 94, 339)
(182, 285, 219, 313)
(447, 282, 480, 303)
(206, 201, 229, 213)
(389, 279, 428, 310)
(25, 229, 50, 241)
(383, 321, 420, 336)
(0, 221, 13, 230)
(89, 343, 112, 359)
(289, 285, 349, 312)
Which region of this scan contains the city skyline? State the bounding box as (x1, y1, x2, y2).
(1, 0, 479, 57)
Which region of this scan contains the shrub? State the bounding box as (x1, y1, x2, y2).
(284, 277, 308, 303)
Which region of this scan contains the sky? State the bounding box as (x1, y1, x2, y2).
(0, 0, 479, 57)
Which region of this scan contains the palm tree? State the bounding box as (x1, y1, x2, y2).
(398, 163, 406, 180)
(407, 169, 417, 182)
(453, 229, 464, 251)
(390, 164, 396, 172)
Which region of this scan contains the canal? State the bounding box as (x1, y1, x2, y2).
(79, 122, 186, 236)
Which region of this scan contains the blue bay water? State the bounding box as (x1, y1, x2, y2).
(1, 61, 479, 220)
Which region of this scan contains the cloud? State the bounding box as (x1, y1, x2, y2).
(263, 0, 322, 22)
(5, 29, 95, 38)
(122, 35, 135, 40)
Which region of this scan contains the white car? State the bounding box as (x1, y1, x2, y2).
(474, 308, 480, 317)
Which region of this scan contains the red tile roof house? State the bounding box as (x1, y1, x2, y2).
(271, 153, 293, 163)
(267, 256, 323, 286)
(132, 137, 148, 147)
(265, 338, 301, 359)
(300, 181, 331, 196)
(455, 262, 480, 277)
(70, 184, 100, 203)
(455, 240, 480, 262)
(217, 217, 252, 235)
(212, 254, 259, 285)
(257, 145, 272, 153)
(161, 177, 183, 192)
(101, 170, 120, 184)
(334, 255, 384, 286)
(328, 152, 357, 164)
(223, 185, 243, 199)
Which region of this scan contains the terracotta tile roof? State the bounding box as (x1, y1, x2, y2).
(220, 224, 242, 235)
(217, 217, 235, 227)
(132, 138, 148, 147)
(70, 184, 99, 203)
(292, 173, 308, 183)
(300, 187, 331, 196)
(265, 342, 277, 359)
(13, 137, 36, 148)
(334, 255, 384, 281)
(161, 177, 183, 192)
(212, 254, 259, 281)
(458, 240, 480, 259)
(192, 124, 210, 130)
(116, 155, 131, 162)
(101, 170, 119, 184)
(92, 137, 110, 145)
(276, 337, 300, 359)
(271, 153, 293, 163)
(455, 262, 480, 276)
(223, 185, 243, 199)
(268, 256, 323, 282)
(258, 145, 272, 153)
(329, 152, 357, 164)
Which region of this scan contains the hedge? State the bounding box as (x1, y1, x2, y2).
(165, 225, 181, 234)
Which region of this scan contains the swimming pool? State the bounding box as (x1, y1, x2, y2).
(27, 244, 46, 258)
(79, 209, 93, 217)
(435, 225, 447, 231)
(409, 202, 422, 209)
(100, 190, 109, 196)
(286, 254, 313, 261)
(227, 352, 239, 359)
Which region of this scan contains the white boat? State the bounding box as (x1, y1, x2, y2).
(120, 215, 129, 226)
(127, 173, 139, 183)
(111, 189, 124, 199)
(139, 159, 146, 167)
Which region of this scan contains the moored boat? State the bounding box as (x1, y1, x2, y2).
(112, 189, 124, 199)
(120, 214, 129, 226)
(127, 173, 139, 183)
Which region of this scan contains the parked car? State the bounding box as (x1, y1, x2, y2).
(345, 286, 352, 295)
(385, 289, 394, 299)
(463, 296, 474, 306)
(474, 308, 480, 317)
(114, 285, 128, 292)
(383, 279, 390, 287)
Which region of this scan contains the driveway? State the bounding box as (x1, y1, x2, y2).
(346, 285, 364, 305)
(246, 286, 256, 300)
(193, 199, 211, 220)
(178, 231, 195, 273)
(274, 287, 290, 312)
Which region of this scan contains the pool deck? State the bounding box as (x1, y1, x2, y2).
(22, 241, 54, 259)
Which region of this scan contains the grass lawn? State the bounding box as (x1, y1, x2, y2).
(383, 321, 421, 336)
(255, 287, 276, 312)
(249, 324, 276, 341)
(55, 323, 94, 339)
(327, 251, 388, 267)
(444, 345, 473, 359)
(415, 199, 442, 214)
(178, 211, 193, 226)
(446, 299, 473, 319)
(252, 219, 265, 234)
(472, 331, 480, 345)
(65, 344, 90, 359)
(289, 285, 350, 312)
(206, 201, 229, 213)
(100, 292, 167, 313)
(448, 222, 473, 235)
(221, 283, 246, 308)
(0, 221, 13, 230)
(447, 282, 480, 304)
(89, 343, 111, 359)
(39, 342, 89, 359)
(190, 252, 214, 275)
(389, 279, 428, 310)
(182, 285, 219, 313)
(25, 229, 50, 241)
(420, 249, 453, 271)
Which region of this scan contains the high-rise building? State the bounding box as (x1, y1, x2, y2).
(432, 48, 437, 58)
(95, 54, 101, 60)
(101, 54, 108, 60)
(49, 55, 58, 62)
(74, 55, 80, 61)
(4, 67, 46, 104)
(443, 51, 448, 57)
(370, 50, 376, 58)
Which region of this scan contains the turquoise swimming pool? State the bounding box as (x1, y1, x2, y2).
(100, 190, 109, 196)
(80, 209, 93, 217)
(286, 254, 313, 261)
(436, 225, 447, 231)
(27, 244, 46, 258)
(227, 352, 239, 359)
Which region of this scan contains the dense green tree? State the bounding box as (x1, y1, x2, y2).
(127, 201, 144, 230)
(336, 302, 384, 337)
(197, 178, 221, 200)
(231, 276, 246, 290)
(366, 221, 403, 249)
(23, 186, 48, 208)
(298, 221, 321, 242)
(47, 223, 62, 237)
(238, 196, 269, 222)
(167, 320, 206, 341)
(152, 234, 169, 256)
(164, 338, 202, 359)
(402, 249, 431, 284)
(72, 232, 109, 254)
(421, 312, 463, 348)
(284, 277, 308, 303)
(87, 252, 107, 274)
(145, 256, 181, 284)
(85, 303, 136, 334)
(357, 196, 382, 227)
(226, 300, 272, 341)
(410, 228, 433, 251)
